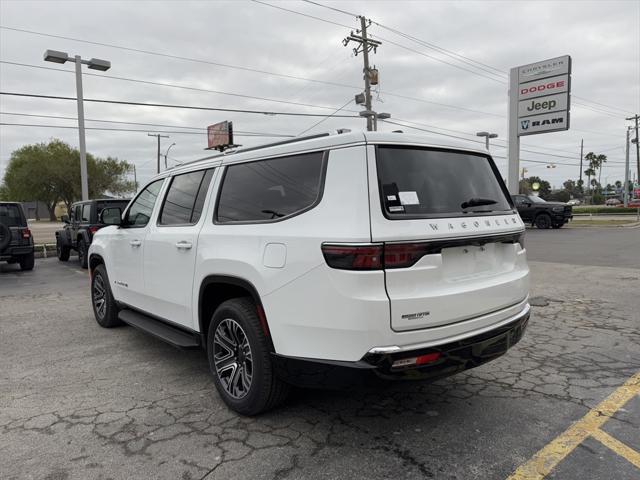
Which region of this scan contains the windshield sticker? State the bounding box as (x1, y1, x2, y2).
(389, 206, 405, 212)
(387, 195, 397, 201)
(399, 191, 420, 205)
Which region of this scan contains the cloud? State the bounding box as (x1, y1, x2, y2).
(1, 0, 638, 188)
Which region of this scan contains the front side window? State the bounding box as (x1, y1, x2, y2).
(216, 152, 325, 223)
(159, 169, 214, 225)
(73, 205, 81, 223)
(125, 179, 164, 227)
(377, 146, 512, 218)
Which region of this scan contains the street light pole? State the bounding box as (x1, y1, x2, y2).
(44, 50, 110, 201)
(476, 131, 498, 150)
(164, 143, 176, 170)
(74, 55, 89, 201)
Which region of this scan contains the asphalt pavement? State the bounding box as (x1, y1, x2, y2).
(1, 227, 638, 480)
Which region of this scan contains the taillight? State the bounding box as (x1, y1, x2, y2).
(321, 244, 383, 270)
(21, 228, 31, 239)
(89, 226, 99, 234)
(384, 243, 433, 269)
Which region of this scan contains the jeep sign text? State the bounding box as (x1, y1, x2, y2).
(518, 92, 568, 117)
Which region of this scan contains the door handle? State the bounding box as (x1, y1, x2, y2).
(175, 241, 193, 250)
(129, 240, 142, 247)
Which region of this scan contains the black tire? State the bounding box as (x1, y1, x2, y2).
(78, 238, 88, 269)
(91, 264, 122, 328)
(19, 253, 35, 271)
(207, 297, 289, 415)
(0, 223, 10, 250)
(56, 238, 70, 261)
(552, 223, 563, 229)
(535, 213, 552, 229)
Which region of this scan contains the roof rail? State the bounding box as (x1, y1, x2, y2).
(180, 132, 332, 167)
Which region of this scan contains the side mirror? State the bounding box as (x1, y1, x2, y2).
(61, 214, 70, 224)
(99, 207, 122, 226)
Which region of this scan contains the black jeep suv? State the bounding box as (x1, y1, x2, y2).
(55, 198, 129, 268)
(512, 194, 573, 229)
(0, 202, 35, 271)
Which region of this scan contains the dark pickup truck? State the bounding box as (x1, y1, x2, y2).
(56, 199, 129, 268)
(0, 202, 35, 271)
(512, 194, 573, 229)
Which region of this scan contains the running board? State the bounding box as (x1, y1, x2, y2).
(118, 309, 200, 349)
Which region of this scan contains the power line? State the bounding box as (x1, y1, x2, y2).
(298, 98, 354, 135)
(0, 91, 361, 118)
(0, 122, 293, 137)
(0, 111, 294, 137)
(0, 60, 359, 113)
(0, 26, 509, 118)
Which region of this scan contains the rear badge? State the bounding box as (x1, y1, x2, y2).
(401, 311, 430, 321)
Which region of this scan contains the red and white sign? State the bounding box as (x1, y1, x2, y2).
(518, 74, 569, 101)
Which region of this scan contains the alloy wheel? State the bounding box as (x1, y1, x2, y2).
(93, 273, 107, 319)
(213, 318, 253, 399)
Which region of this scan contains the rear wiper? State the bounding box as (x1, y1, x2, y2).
(461, 198, 498, 209)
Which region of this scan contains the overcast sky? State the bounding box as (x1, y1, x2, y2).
(1, 0, 639, 190)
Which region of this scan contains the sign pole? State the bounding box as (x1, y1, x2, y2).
(507, 66, 520, 195)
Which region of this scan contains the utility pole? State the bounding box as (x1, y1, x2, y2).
(579, 138, 584, 190)
(148, 133, 169, 174)
(624, 127, 630, 207)
(344, 16, 381, 131)
(626, 114, 640, 184)
(132, 164, 138, 192)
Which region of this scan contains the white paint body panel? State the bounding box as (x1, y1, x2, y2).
(90, 131, 530, 363)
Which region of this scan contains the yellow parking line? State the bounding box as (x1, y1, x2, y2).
(591, 429, 640, 469)
(507, 371, 640, 479)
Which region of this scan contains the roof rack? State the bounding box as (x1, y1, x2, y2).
(179, 132, 332, 168)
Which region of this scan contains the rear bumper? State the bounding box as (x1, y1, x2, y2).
(0, 245, 34, 260)
(273, 303, 530, 388)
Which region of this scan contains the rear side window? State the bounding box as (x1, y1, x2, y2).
(377, 146, 512, 218)
(125, 179, 164, 227)
(159, 169, 214, 225)
(0, 204, 24, 227)
(81, 204, 91, 222)
(216, 152, 325, 223)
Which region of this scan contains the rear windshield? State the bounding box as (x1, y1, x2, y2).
(0, 204, 25, 227)
(377, 146, 512, 218)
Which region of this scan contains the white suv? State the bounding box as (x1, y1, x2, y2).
(89, 131, 530, 415)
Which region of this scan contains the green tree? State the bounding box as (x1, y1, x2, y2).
(584, 152, 607, 193)
(1, 139, 135, 220)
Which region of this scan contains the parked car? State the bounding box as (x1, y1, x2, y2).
(605, 198, 622, 206)
(566, 199, 581, 206)
(0, 202, 35, 271)
(55, 199, 130, 268)
(512, 194, 572, 229)
(89, 131, 530, 415)
(627, 198, 640, 208)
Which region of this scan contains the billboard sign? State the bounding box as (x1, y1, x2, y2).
(207, 121, 234, 151)
(515, 55, 571, 137)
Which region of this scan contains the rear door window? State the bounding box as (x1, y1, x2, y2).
(377, 146, 512, 218)
(81, 204, 91, 222)
(0, 204, 24, 227)
(158, 169, 214, 225)
(216, 151, 325, 223)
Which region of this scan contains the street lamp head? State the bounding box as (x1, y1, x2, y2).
(44, 49, 69, 64)
(376, 112, 391, 120)
(488, 133, 498, 139)
(476, 131, 489, 137)
(87, 58, 111, 71)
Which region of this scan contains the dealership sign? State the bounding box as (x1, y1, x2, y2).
(507, 55, 572, 194)
(516, 55, 571, 136)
